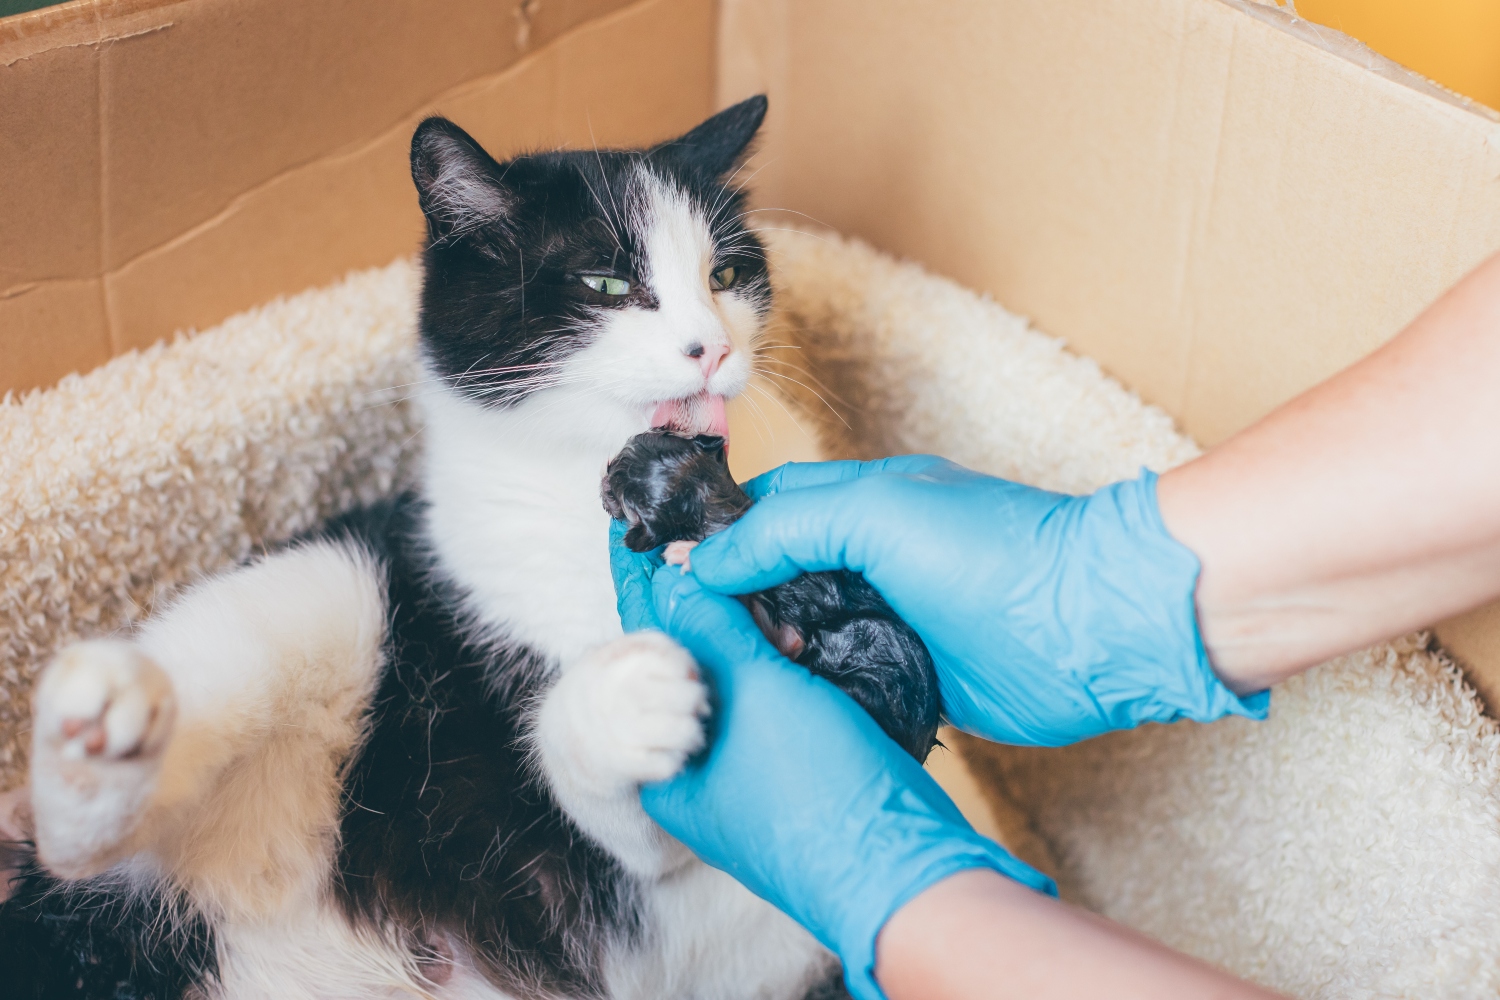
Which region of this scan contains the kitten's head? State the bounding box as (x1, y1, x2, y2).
(409, 97, 770, 448)
(601, 429, 751, 550)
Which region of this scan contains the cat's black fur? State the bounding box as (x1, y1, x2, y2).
(601, 430, 942, 762)
(0, 864, 217, 1000)
(329, 497, 638, 999)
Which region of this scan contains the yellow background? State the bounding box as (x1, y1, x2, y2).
(1290, 0, 1500, 111)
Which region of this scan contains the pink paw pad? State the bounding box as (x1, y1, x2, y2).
(663, 540, 699, 571)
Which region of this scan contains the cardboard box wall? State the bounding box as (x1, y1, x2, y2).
(4, 1, 1500, 724)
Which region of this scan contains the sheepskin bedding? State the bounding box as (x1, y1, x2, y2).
(3, 229, 1499, 997)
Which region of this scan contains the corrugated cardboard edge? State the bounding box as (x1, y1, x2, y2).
(0, 0, 184, 65)
(1225, 0, 1500, 124)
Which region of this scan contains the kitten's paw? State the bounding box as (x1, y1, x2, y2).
(663, 540, 698, 571)
(542, 632, 708, 791)
(36, 641, 176, 762)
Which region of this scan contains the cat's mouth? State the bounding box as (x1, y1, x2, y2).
(650, 392, 729, 444)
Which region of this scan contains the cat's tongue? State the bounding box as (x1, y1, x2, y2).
(650, 393, 729, 443)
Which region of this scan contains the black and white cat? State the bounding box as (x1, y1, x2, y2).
(0, 96, 852, 1000)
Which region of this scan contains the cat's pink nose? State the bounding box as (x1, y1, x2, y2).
(687, 342, 731, 379)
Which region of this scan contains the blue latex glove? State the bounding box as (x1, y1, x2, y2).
(684, 457, 1268, 747)
(622, 556, 1054, 1000)
(609, 519, 663, 632)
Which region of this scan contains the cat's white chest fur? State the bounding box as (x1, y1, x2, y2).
(420, 388, 633, 665)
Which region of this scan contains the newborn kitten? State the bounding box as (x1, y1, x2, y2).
(602, 430, 941, 761)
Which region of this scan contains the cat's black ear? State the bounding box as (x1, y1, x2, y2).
(411, 117, 515, 244)
(653, 95, 767, 180)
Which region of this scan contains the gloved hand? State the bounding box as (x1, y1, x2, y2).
(626, 556, 1055, 1000)
(684, 456, 1268, 747)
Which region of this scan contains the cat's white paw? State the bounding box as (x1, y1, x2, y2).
(36, 641, 176, 762)
(29, 641, 177, 877)
(542, 632, 708, 792)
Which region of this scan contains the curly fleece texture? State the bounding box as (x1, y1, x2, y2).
(1, 231, 1497, 996)
(0, 262, 424, 787)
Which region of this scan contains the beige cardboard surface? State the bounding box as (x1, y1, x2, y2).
(0, 0, 713, 395)
(723, 0, 1500, 444)
(720, 0, 1500, 702)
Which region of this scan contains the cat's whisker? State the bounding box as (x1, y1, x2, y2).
(748, 226, 835, 245)
(753, 367, 851, 428)
(703, 158, 768, 231)
(745, 379, 820, 441)
(584, 118, 629, 255)
(447, 362, 571, 382)
(734, 385, 774, 445)
(736, 205, 834, 230)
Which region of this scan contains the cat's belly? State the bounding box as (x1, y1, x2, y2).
(604, 864, 836, 1000)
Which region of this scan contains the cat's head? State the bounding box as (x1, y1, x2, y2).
(409, 97, 770, 449)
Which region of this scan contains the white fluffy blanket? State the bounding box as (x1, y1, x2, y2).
(2, 230, 1497, 998)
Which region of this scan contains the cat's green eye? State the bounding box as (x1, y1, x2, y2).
(710, 266, 739, 291)
(581, 275, 631, 296)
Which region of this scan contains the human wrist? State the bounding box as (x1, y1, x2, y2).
(831, 824, 1055, 1000)
(875, 868, 1024, 1000)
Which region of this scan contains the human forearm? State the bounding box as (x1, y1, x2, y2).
(877, 869, 1282, 1000)
(1159, 251, 1500, 691)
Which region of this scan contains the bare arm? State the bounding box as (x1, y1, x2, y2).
(876, 870, 1281, 1000)
(1159, 251, 1500, 693)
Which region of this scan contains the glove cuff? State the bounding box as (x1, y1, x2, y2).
(1079, 470, 1269, 727)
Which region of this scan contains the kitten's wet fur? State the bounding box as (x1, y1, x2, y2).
(0, 96, 860, 1000)
(602, 430, 941, 761)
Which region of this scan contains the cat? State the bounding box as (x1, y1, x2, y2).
(0, 95, 869, 1000)
(600, 428, 940, 761)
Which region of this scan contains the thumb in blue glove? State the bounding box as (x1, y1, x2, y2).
(640, 565, 1054, 1000)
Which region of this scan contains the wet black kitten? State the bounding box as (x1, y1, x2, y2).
(602, 430, 941, 761)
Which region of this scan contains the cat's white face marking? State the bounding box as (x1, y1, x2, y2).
(557, 169, 756, 433)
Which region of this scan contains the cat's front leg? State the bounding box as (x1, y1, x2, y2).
(534, 631, 708, 878)
(28, 640, 177, 878)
